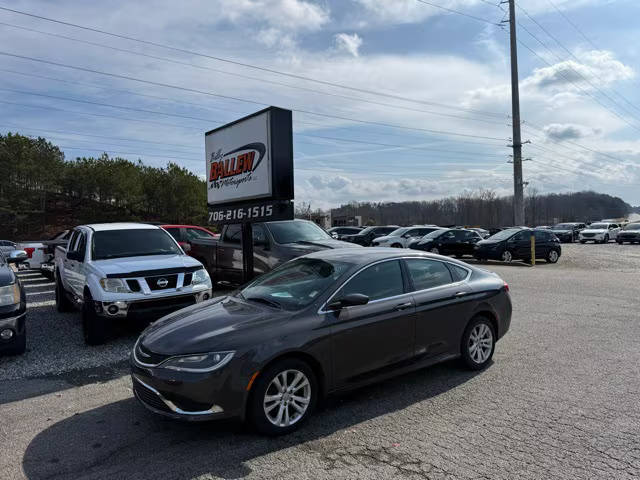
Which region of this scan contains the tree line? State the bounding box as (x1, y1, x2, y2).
(329, 189, 632, 227)
(0, 133, 208, 239)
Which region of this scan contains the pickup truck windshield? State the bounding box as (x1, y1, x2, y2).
(238, 257, 351, 310)
(268, 221, 332, 244)
(92, 229, 181, 260)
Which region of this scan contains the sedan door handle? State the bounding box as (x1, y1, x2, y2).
(454, 291, 467, 297)
(395, 302, 414, 311)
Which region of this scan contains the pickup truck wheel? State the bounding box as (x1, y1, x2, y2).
(82, 292, 108, 346)
(55, 275, 73, 312)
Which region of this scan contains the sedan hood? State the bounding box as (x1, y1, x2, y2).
(581, 229, 607, 234)
(373, 235, 398, 243)
(551, 230, 572, 234)
(476, 239, 501, 246)
(139, 297, 292, 355)
(92, 254, 202, 276)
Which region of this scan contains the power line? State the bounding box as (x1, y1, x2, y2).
(0, 50, 507, 141)
(414, 0, 498, 24)
(0, 20, 508, 123)
(545, 0, 598, 50)
(0, 5, 507, 117)
(515, 1, 640, 122)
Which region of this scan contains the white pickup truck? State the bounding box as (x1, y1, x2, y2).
(55, 223, 212, 345)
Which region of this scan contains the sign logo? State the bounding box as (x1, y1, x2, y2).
(156, 278, 169, 288)
(208, 142, 266, 188)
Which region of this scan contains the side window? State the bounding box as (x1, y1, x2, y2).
(67, 231, 80, 252)
(441, 231, 456, 242)
(340, 260, 404, 301)
(185, 228, 214, 240)
(223, 224, 242, 244)
(610, 224, 618, 229)
(253, 224, 268, 245)
(534, 231, 547, 242)
(165, 228, 182, 241)
(512, 231, 530, 242)
(447, 264, 469, 282)
(406, 259, 453, 291)
(75, 233, 87, 261)
(452, 230, 467, 241)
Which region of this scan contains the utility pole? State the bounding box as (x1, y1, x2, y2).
(507, 0, 525, 226)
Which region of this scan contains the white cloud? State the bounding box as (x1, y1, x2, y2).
(217, 0, 330, 32)
(543, 123, 601, 141)
(334, 33, 363, 57)
(352, 0, 483, 25)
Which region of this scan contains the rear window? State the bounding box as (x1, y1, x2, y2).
(91, 229, 181, 260)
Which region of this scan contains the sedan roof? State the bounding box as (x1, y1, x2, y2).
(302, 247, 467, 266)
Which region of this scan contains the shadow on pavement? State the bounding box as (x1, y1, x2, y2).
(22, 360, 484, 480)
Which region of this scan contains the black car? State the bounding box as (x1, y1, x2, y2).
(341, 226, 399, 246)
(410, 229, 483, 257)
(474, 228, 561, 263)
(549, 223, 586, 243)
(0, 250, 28, 355)
(326, 226, 363, 240)
(617, 223, 640, 244)
(131, 248, 512, 434)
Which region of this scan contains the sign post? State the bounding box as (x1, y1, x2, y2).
(205, 107, 294, 283)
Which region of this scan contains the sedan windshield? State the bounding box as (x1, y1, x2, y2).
(92, 229, 181, 260)
(238, 258, 351, 310)
(420, 229, 446, 240)
(357, 227, 374, 235)
(588, 223, 608, 229)
(268, 221, 331, 244)
(487, 228, 522, 241)
(388, 227, 410, 237)
(624, 223, 640, 230)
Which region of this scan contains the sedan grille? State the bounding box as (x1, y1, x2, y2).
(581, 233, 595, 238)
(133, 380, 171, 413)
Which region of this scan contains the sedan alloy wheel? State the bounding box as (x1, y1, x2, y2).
(461, 317, 495, 370)
(501, 250, 513, 263)
(263, 369, 311, 428)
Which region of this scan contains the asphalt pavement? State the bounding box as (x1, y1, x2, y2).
(1, 243, 639, 479)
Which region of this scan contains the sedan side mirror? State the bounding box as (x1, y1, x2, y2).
(327, 293, 370, 310)
(7, 250, 28, 264)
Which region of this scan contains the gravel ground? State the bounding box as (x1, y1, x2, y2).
(1, 243, 639, 479)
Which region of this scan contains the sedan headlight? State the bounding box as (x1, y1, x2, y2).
(160, 351, 235, 372)
(0, 283, 20, 307)
(191, 268, 211, 286)
(99, 278, 129, 293)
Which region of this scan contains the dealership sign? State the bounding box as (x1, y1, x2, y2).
(205, 107, 293, 216)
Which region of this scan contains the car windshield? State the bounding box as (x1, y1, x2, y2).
(268, 221, 331, 244)
(552, 224, 572, 230)
(487, 228, 522, 241)
(388, 227, 410, 236)
(624, 223, 640, 230)
(237, 257, 351, 311)
(92, 229, 182, 260)
(421, 229, 446, 240)
(357, 227, 374, 235)
(588, 223, 608, 229)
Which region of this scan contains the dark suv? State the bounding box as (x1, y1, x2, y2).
(474, 228, 561, 263)
(341, 226, 399, 246)
(550, 223, 586, 243)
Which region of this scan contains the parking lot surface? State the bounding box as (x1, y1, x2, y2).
(1, 243, 639, 479)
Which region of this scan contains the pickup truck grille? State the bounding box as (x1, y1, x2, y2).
(145, 274, 178, 290)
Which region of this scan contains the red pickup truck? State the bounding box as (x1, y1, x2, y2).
(160, 225, 219, 256)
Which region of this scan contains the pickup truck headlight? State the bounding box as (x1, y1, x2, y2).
(0, 284, 20, 306)
(160, 351, 234, 372)
(99, 278, 129, 293)
(191, 268, 211, 286)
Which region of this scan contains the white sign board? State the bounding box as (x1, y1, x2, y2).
(205, 110, 272, 205)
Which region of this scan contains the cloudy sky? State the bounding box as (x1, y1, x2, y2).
(1, 0, 640, 209)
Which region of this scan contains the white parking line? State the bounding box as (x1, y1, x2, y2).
(24, 282, 55, 289)
(20, 277, 49, 283)
(27, 300, 56, 308)
(26, 290, 55, 296)
(17, 272, 42, 277)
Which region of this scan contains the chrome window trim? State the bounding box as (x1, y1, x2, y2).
(132, 375, 223, 415)
(318, 256, 472, 314)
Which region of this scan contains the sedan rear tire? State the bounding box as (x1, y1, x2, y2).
(249, 358, 317, 435)
(546, 249, 560, 263)
(500, 250, 513, 263)
(461, 316, 495, 370)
